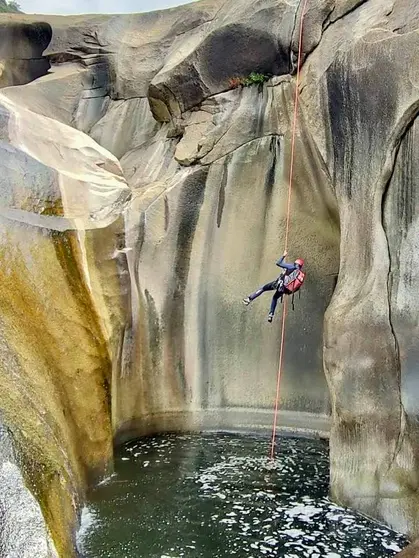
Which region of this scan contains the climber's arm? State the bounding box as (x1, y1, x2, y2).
(276, 251, 296, 271)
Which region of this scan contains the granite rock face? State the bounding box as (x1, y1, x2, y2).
(0, 84, 130, 555)
(0, 0, 418, 554)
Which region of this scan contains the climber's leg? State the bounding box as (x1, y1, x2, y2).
(243, 280, 277, 305)
(268, 289, 283, 322)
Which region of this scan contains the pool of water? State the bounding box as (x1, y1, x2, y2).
(77, 433, 408, 558)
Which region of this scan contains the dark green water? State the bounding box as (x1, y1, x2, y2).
(78, 433, 407, 558)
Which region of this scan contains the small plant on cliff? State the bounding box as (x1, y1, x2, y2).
(228, 72, 271, 90)
(243, 72, 271, 86)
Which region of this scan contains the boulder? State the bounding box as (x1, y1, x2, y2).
(148, 0, 297, 119)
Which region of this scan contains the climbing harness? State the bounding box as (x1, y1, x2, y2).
(270, 0, 310, 460)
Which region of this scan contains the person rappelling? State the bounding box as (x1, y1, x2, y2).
(242, 251, 305, 322)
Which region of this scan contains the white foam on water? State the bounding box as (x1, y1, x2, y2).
(76, 506, 99, 555)
(382, 542, 402, 552)
(284, 503, 323, 522)
(282, 529, 305, 538)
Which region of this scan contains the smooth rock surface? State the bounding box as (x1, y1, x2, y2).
(0, 426, 59, 558)
(115, 81, 339, 445)
(0, 87, 130, 556)
(309, 0, 419, 536)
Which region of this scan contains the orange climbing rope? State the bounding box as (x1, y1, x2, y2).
(270, 0, 310, 460)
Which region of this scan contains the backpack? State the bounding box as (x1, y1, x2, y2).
(277, 269, 306, 311)
(284, 269, 306, 293)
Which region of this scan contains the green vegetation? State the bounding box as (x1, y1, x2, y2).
(0, 0, 21, 12)
(228, 71, 271, 90)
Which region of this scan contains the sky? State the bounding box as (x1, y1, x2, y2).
(19, 0, 196, 15)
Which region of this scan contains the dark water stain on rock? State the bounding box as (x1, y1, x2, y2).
(383, 114, 419, 304)
(386, 119, 417, 239)
(326, 51, 398, 200)
(0, 22, 52, 87)
(144, 288, 161, 372)
(135, 212, 146, 263)
(164, 195, 170, 232)
(163, 168, 208, 401)
(265, 135, 278, 205)
(216, 156, 230, 229)
(201, 156, 234, 408)
(0, 21, 52, 58)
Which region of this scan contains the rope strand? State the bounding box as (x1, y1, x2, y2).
(270, 0, 310, 460)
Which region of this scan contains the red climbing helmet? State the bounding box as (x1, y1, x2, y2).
(294, 258, 304, 268)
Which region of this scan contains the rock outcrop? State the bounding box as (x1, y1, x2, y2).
(0, 84, 130, 555)
(303, 0, 419, 537)
(0, 20, 52, 87)
(0, 0, 418, 555)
